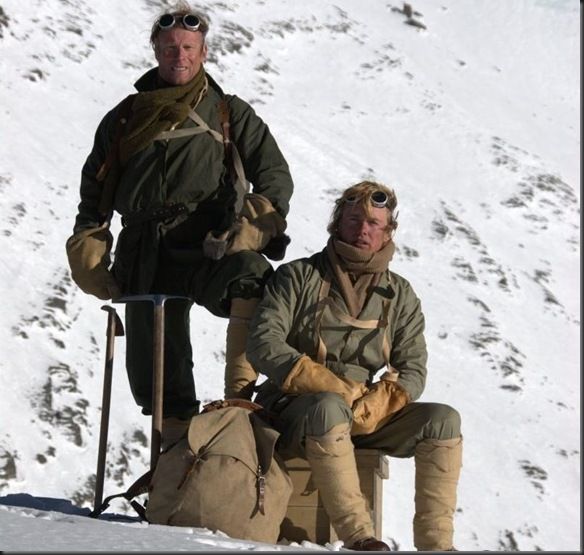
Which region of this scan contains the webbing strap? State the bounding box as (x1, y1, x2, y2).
(89, 469, 152, 520)
(314, 274, 391, 367)
(154, 104, 249, 213)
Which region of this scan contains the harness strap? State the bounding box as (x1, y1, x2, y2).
(154, 102, 249, 213)
(314, 273, 391, 369)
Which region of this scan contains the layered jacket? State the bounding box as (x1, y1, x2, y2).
(73, 69, 293, 293)
(247, 248, 427, 406)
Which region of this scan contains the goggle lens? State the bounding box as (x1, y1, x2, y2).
(370, 191, 388, 207)
(345, 191, 389, 208)
(158, 13, 201, 32)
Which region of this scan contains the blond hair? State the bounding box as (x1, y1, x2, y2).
(150, 1, 210, 49)
(327, 181, 399, 236)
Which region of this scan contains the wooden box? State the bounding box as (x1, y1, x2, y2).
(279, 449, 389, 545)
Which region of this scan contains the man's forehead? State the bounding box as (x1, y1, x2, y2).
(157, 29, 204, 46)
(342, 203, 388, 222)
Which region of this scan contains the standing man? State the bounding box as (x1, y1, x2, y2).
(247, 181, 462, 551)
(66, 3, 293, 443)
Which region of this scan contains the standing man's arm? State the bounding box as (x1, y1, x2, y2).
(73, 108, 118, 232)
(228, 96, 294, 217)
(66, 107, 121, 300)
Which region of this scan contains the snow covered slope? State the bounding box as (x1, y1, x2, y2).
(0, 0, 579, 551)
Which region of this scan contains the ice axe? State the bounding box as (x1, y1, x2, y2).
(92, 305, 124, 515)
(113, 294, 191, 471)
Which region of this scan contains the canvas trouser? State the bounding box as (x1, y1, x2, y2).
(124, 249, 272, 419)
(272, 392, 461, 459)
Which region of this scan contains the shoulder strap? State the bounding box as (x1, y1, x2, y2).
(217, 98, 249, 213)
(88, 468, 152, 521)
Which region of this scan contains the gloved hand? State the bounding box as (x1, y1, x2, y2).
(225, 193, 286, 255)
(65, 223, 122, 300)
(282, 355, 369, 407)
(351, 370, 410, 435)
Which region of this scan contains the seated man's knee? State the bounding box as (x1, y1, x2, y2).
(423, 403, 461, 440)
(304, 392, 353, 437)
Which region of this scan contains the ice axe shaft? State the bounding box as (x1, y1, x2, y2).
(114, 294, 190, 471)
(93, 305, 124, 514)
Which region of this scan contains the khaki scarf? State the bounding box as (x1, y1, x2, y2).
(326, 237, 395, 318)
(119, 66, 207, 165)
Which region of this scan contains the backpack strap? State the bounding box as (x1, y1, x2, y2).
(217, 99, 249, 213)
(151, 100, 249, 214)
(314, 273, 392, 371)
(88, 469, 153, 520)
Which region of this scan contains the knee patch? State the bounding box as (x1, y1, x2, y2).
(423, 403, 461, 440)
(304, 392, 353, 437)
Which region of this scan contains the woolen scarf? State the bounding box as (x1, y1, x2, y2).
(326, 237, 395, 318)
(119, 66, 207, 165)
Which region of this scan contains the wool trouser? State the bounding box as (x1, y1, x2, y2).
(274, 392, 462, 550)
(124, 249, 272, 419)
(274, 392, 461, 459)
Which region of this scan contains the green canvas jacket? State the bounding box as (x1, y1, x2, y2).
(73, 69, 293, 293)
(247, 248, 427, 405)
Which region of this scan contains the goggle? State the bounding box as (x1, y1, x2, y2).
(345, 190, 389, 209)
(157, 13, 201, 32)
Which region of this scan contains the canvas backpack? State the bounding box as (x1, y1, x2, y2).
(144, 401, 293, 544)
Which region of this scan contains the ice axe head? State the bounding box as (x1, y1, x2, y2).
(101, 305, 125, 337)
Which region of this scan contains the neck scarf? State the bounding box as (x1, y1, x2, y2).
(119, 66, 207, 165)
(326, 237, 395, 318)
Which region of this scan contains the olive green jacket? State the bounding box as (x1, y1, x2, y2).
(73, 69, 293, 293)
(247, 248, 427, 405)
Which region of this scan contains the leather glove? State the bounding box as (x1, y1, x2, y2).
(225, 193, 286, 255)
(65, 223, 122, 300)
(282, 355, 369, 407)
(351, 370, 410, 436)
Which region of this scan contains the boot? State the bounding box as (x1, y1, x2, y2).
(224, 297, 259, 400)
(348, 537, 391, 551)
(161, 417, 190, 451)
(413, 437, 463, 551)
(305, 423, 387, 549)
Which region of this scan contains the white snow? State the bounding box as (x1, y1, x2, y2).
(0, 0, 580, 551)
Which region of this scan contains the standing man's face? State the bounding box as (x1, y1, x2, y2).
(154, 27, 207, 85)
(337, 203, 391, 252)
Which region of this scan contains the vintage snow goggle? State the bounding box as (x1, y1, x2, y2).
(157, 13, 201, 32)
(345, 190, 389, 209)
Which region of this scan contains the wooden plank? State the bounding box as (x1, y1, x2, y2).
(280, 449, 389, 543)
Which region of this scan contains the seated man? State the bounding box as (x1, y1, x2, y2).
(247, 181, 462, 551)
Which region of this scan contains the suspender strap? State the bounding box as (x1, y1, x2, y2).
(314, 274, 391, 368)
(154, 100, 249, 213)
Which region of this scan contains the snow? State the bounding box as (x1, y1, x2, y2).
(0, 0, 580, 551)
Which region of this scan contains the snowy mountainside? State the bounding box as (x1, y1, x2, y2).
(0, 0, 580, 551)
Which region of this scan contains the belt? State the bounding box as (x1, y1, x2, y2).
(121, 203, 189, 227)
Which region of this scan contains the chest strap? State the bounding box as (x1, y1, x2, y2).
(154, 102, 249, 213)
(314, 274, 391, 371)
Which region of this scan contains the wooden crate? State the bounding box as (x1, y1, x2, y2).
(279, 449, 389, 544)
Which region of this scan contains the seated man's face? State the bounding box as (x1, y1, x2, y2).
(337, 203, 390, 252)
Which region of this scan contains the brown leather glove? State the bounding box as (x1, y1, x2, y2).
(65, 224, 122, 301)
(351, 370, 410, 435)
(225, 193, 286, 255)
(282, 355, 369, 407)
